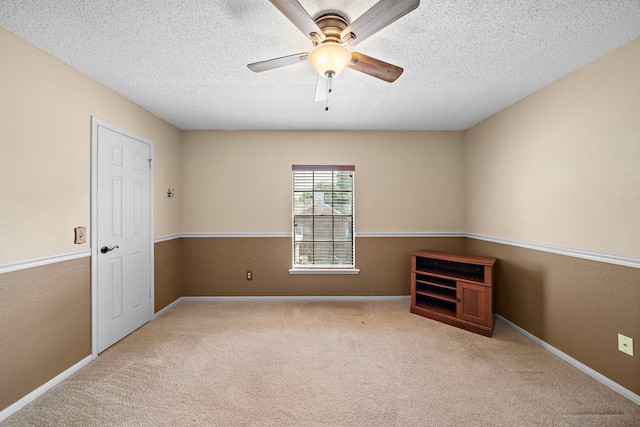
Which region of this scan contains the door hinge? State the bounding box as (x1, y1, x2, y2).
(148, 158, 152, 169)
(149, 288, 151, 298)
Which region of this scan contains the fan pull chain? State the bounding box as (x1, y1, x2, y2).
(325, 77, 329, 111)
(325, 72, 334, 112)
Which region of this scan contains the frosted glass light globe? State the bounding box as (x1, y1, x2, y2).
(308, 42, 351, 77)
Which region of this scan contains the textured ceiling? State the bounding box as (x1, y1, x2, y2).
(1, 1, 639, 131)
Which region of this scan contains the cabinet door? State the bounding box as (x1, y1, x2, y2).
(457, 281, 492, 327)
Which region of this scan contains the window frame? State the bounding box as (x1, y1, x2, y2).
(289, 165, 358, 274)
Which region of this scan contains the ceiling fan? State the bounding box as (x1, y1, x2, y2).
(247, 0, 420, 107)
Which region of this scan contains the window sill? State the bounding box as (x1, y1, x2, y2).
(289, 268, 360, 275)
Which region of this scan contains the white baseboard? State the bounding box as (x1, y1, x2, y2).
(496, 315, 640, 406)
(0, 355, 93, 423)
(179, 295, 411, 302)
(153, 297, 183, 318)
(159, 296, 409, 319)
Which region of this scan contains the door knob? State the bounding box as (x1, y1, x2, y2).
(100, 245, 119, 254)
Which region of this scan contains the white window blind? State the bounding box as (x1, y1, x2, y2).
(292, 165, 355, 269)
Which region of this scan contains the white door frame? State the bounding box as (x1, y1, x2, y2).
(90, 116, 154, 358)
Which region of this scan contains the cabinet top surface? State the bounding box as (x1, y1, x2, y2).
(412, 250, 496, 266)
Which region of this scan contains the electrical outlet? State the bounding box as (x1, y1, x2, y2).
(618, 334, 633, 356)
(246, 270, 253, 281)
(74, 226, 86, 244)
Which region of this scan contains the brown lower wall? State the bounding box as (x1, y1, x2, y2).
(0, 257, 91, 411)
(182, 237, 465, 296)
(154, 239, 183, 312)
(465, 239, 640, 396)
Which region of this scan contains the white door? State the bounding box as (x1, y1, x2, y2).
(95, 122, 152, 353)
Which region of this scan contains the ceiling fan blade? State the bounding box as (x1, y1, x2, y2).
(314, 75, 335, 101)
(348, 52, 404, 82)
(268, 0, 326, 43)
(340, 0, 420, 46)
(315, 76, 326, 101)
(247, 52, 308, 72)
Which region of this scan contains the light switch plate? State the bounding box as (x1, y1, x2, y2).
(74, 227, 86, 244)
(618, 334, 633, 356)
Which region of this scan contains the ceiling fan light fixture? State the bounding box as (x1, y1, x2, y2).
(308, 42, 351, 78)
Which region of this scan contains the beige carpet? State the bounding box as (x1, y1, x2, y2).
(3, 300, 639, 426)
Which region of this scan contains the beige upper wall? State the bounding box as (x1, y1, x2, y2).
(181, 131, 465, 234)
(465, 37, 640, 258)
(0, 27, 182, 264)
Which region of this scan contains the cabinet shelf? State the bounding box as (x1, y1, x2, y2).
(413, 273, 457, 288)
(415, 298, 456, 317)
(415, 280, 456, 292)
(415, 289, 458, 303)
(414, 269, 484, 285)
(410, 250, 496, 337)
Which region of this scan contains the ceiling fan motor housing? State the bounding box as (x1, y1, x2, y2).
(313, 13, 350, 45)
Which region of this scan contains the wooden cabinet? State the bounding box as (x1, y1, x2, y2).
(410, 250, 496, 337)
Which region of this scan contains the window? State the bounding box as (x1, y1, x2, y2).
(292, 165, 355, 270)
